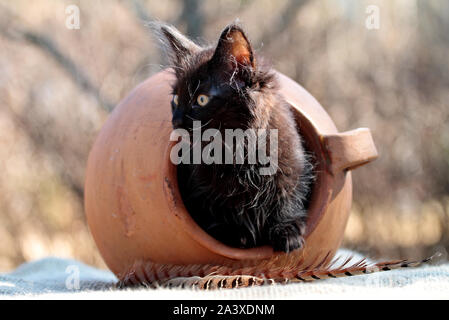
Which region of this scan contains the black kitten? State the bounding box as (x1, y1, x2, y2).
(154, 22, 314, 252)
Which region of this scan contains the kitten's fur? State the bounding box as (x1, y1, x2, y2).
(154, 22, 314, 252)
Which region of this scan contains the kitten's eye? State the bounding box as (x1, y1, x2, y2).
(172, 94, 179, 106)
(196, 94, 209, 107)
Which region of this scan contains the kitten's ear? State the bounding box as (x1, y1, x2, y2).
(211, 24, 255, 71)
(151, 22, 201, 67)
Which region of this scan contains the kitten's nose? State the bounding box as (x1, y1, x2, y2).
(172, 109, 184, 128)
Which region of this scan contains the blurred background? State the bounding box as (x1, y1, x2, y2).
(0, 0, 448, 271)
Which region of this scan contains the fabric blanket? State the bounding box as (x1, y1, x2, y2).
(1, 250, 448, 299)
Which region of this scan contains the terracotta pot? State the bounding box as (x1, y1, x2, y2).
(84, 69, 378, 279)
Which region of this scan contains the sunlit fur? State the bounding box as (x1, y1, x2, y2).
(153, 22, 314, 252)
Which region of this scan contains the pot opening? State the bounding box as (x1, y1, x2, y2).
(289, 105, 329, 236)
(164, 106, 329, 259)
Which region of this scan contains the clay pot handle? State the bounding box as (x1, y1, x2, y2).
(323, 128, 378, 174)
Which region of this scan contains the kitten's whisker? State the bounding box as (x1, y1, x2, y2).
(189, 80, 201, 104)
(185, 115, 197, 122)
(197, 118, 213, 129)
(185, 116, 213, 130)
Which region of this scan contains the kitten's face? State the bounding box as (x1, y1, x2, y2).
(157, 24, 257, 131)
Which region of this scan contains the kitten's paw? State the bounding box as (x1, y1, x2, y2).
(269, 223, 305, 253)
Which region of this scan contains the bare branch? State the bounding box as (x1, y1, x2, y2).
(124, 0, 153, 23)
(177, 0, 205, 39)
(0, 5, 114, 112)
(259, 0, 310, 46)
